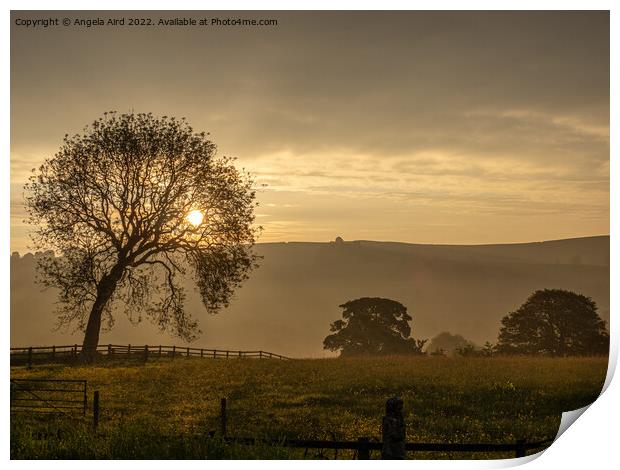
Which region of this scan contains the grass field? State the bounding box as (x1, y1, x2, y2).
(10, 356, 608, 459)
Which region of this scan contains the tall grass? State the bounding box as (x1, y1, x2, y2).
(11, 355, 607, 459)
(10, 417, 294, 459)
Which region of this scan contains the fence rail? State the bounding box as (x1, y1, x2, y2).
(10, 344, 290, 366)
(220, 436, 552, 458)
(10, 386, 551, 459)
(10, 379, 88, 416)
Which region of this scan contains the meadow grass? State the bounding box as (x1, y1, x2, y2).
(11, 355, 607, 459)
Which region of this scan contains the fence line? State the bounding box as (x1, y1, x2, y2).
(10, 344, 290, 366)
(219, 436, 552, 458)
(10, 386, 551, 459)
(215, 397, 550, 458)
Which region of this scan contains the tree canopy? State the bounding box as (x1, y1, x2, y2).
(323, 297, 426, 357)
(427, 331, 475, 356)
(496, 289, 608, 356)
(25, 112, 259, 359)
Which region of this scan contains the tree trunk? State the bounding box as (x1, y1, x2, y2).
(81, 265, 124, 362)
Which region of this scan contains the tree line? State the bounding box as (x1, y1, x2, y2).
(323, 289, 609, 357)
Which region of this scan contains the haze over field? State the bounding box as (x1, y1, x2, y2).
(11, 235, 609, 357)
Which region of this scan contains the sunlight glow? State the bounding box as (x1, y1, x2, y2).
(186, 210, 204, 227)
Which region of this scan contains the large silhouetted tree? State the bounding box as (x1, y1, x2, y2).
(25, 112, 259, 361)
(323, 297, 426, 357)
(496, 289, 608, 356)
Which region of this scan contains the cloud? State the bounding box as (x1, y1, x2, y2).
(10, 11, 609, 248)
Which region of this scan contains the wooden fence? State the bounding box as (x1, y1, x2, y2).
(215, 397, 552, 458)
(10, 378, 88, 416)
(10, 387, 552, 459)
(10, 344, 290, 366)
(220, 436, 552, 459)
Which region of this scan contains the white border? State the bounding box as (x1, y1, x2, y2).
(3, 2, 617, 469)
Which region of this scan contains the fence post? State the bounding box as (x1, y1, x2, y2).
(144, 345, 149, 363)
(238, 351, 242, 359)
(107, 344, 112, 357)
(213, 349, 217, 359)
(52, 345, 56, 360)
(187, 347, 190, 357)
(93, 391, 100, 428)
(226, 351, 229, 359)
(220, 397, 228, 437)
(357, 437, 370, 459)
(172, 345, 176, 359)
(515, 439, 526, 458)
(382, 397, 406, 459)
(159, 345, 162, 357)
(259, 351, 263, 359)
(83, 383, 87, 416)
(27, 347, 33, 369)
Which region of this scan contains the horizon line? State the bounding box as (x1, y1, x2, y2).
(10, 233, 610, 257)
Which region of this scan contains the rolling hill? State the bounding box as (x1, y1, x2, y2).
(10, 235, 609, 357)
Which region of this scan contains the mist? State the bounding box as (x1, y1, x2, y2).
(11, 235, 609, 357)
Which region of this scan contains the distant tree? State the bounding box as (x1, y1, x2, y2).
(25, 112, 259, 361)
(427, 331, 475, 356)
(496, 289, 609, 356)
(323, 297, 426, 357)
(455, 343, 481, 357)
(480, 341, 496, 358)
(430, 347, 447, 357)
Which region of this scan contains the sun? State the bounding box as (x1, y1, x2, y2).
(186, 210, 204, 227)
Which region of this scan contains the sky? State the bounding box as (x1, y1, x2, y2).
(10, 11, 609, 253)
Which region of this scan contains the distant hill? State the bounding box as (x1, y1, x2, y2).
(10, 235, 609, 357)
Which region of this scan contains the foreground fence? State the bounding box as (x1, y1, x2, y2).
(10, 388, 552, 459)
(215, 397, 551, 459)
(220, 436, 552, 459)
(10, 344, 290, 366)
(10, 378, 88, 416)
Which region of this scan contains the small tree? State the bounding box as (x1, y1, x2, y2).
(480, 341, 496, 357)
(323, 297, 426, 357)
(455, 344, 481, 357)
(26, 112, 259, 360)
(430, 348, 446, 357)
(496, 289, 609, 356)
